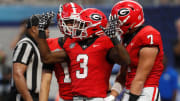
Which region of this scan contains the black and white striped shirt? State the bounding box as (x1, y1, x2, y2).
(12, 34, 43, 94)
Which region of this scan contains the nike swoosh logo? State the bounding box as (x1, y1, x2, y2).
(93, 45, 100, 47)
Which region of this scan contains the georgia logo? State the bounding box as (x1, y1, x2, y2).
(69, 43, 76, 49)
(118, 8, 130, 16)
(90, 14, 102, 21)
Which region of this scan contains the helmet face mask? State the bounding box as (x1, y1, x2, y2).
(111, 0, 144, 35)
(59, 17, 75, 36)
(56, 2, 83, 37)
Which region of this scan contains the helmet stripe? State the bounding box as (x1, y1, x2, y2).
(70, 2, 77, 14)
(135, 18, 144, 27)
(120, 0, 143, 9)
(58, 4, 62, 16)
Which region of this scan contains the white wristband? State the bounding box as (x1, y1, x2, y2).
(104, 95, 115, 101)
(109, 95, 115, 99)
(111, 82, 123, 94)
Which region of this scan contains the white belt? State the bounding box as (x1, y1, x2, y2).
(73, 96, 104, 101)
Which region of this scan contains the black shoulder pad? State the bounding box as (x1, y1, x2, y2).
(58, 37, 65, 48)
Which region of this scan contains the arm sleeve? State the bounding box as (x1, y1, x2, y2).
(13, 42, 33, 65)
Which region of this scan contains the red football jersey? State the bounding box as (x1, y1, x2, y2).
(46, 38, 73, 100)
(123, 25, 164, 89)
(63, 36, 114, 98)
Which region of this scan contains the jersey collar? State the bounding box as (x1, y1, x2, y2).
(25, 33, 38, 46)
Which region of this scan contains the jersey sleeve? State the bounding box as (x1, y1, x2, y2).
(46, 38, 53, 45)
(13, 42, 33, 65)
(139, 30, 162, 48)
(47, 38, 61, 51)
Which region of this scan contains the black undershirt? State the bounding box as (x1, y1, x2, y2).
(78, 35, 99, 50)
(123, 25, 145, 46)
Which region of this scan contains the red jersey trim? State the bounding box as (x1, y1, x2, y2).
(152, 87, 156, 101)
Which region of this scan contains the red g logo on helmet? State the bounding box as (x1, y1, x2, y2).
(90, 14, 102, 21)
(111, 0, 144, 35)
(118, 8, 130, 16)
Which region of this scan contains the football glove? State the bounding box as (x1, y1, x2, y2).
(100, 14, 119, 38)
(39, 11, 55, 31)
(38, 11, 55, 38)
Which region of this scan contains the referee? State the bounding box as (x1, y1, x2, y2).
(10, 15, 50, 101)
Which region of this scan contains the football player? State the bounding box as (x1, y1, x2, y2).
(105, 0, 164, 101)
(37, 8, 130, 101)
(39, 2, 83, 101)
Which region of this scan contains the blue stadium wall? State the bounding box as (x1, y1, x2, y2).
(1, 5, 180, 66)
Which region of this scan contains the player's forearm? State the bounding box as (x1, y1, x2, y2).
(130, 47, 158, 95)
(37, 38, 67, 63)
(13, 73, 33, 101)
(110, 43, 130, 65)
(116, 44, 130, 65)
(108, 67, 126, 98)
(37, 38, 52, 63)
(130, 78, 144, 95)
(115, 66, 127, 87)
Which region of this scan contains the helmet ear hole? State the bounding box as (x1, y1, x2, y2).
(124, 23, 130, 26)
(130, 7, 134, 10)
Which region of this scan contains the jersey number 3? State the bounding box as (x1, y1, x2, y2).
(76, 54, 88, 79)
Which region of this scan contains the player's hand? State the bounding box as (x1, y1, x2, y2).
(38, 11, 55, 38)
(38, 11, 55, 31)
(100, 14, 119, 38)
(104, 95, 115, 101)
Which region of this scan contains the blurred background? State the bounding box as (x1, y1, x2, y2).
(0, 0, 180, 101)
